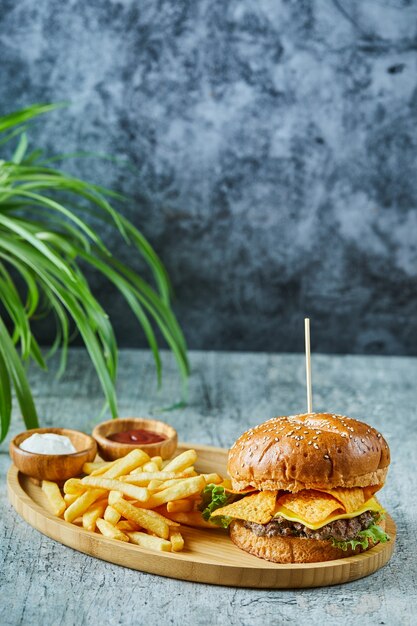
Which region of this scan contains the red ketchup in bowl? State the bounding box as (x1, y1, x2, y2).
(107, 429, 167, 445)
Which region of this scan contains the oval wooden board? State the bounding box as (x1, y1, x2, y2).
(7, 442, 396, 589)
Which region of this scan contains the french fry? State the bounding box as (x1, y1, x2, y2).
(116, 520, 142, 532)
(102, 449, 150, 479)
(151, 456, 163, 470)
(147, 480, 164, 490)
(41, 481, 66, 517)
(63, 478, 85, 495)
(81, 477, 149, 502)
(42, 444, 223, 554)
(129, 467, 143, 475)
(157, 507, 218, 529)
(167, 499, 193, 513)
(89, 460, 119, 476)
(64, 493, 79, 506)
(190, 494, 202, 502)
(82, 461, 109, 475)
(144, 509, 180, 527)
(119, 471, 185, 485)
(181, 467, 197, 477)
(64, 488, 106, 523)
(149, 477, 192, 491)
(201, 473, 222, 485)
(127, 531, 172, 552)
(96, 518, 129, 542)
(82, 500, 107, 532)
(144, 476, 205, 508)
(142, 461, 160, 473)
(112, 498, 170, 539)
(108, 490, 123, 505)
(104, 505, 121, 525)
(169, 529, 185, 551)
(163, 450, 197, 473)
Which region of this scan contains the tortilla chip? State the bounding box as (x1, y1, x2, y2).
(277, 490, 343, 524)
(221, 479, 257, 495)
(364, 484, 382, 500)
(211, 491, 277, 524)
(318, 486, 382, 513)
(320, 487, 365, 513)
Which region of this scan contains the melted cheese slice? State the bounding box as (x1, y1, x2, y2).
(273, 497, 383, 530)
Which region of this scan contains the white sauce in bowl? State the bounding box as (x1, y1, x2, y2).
(19, 433, 77, 455)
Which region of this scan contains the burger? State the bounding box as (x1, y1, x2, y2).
(200, 413, 390, 563)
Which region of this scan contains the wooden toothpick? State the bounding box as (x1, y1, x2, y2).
(304, 318, 313, 414)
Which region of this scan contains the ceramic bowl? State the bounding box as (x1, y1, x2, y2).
(9, 427, 97, 482)
(92, 417, 178, 461)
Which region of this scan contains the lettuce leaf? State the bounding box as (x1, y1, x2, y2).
(330, 523, 390, 552)
(199, 484, 238, 529)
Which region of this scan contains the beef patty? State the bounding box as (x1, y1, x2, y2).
(243, 511, 377, 541)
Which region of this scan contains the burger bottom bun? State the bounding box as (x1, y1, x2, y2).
(229, 519, 386, 564)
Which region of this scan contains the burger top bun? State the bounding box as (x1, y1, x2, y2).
(228, 413, 390, 492)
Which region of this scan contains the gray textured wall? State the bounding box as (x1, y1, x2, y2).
(1, 0, 417, 355)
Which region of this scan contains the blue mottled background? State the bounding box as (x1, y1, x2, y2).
(1, 0, 417, 354)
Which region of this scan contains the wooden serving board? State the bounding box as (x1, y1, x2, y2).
(7, 442, 396, 588)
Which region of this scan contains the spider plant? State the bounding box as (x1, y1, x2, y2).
(0, 103, 189, 442)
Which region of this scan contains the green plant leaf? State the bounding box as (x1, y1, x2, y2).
(0, 212, 75, 280)
(0, 317, 38, 435)
(0, 102, 189, 440)
(0, 188, 108, 253)
(108, 256, 189, 367)
(0, 103, 68, 133)
(0, 236, 119, 413)
(119, 216, 172, 303)
(0, 348, 12, 442)
(0, 125, 29, 148)
(0, 265, 32, 357)
(0, 252, 40, 316)
(29, 336, 47, 370)
(41, 286, 70, 377)
(12, 132, 28, 164)
(75, 247, 163, 383)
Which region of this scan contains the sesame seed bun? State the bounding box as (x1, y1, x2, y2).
(228, 413, 390, 492)
(229, 518, 386, 564)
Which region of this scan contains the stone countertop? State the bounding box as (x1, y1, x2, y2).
(1, 349, 415, 626)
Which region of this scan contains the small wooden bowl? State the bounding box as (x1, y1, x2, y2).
(9, 428, 97, 482)
(92, 418, 178, 461)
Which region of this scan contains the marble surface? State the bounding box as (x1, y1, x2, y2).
(0, 349, 416, 625)
(1, 2, 417, 354)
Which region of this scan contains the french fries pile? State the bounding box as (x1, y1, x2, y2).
(41, 448, 223, 553)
